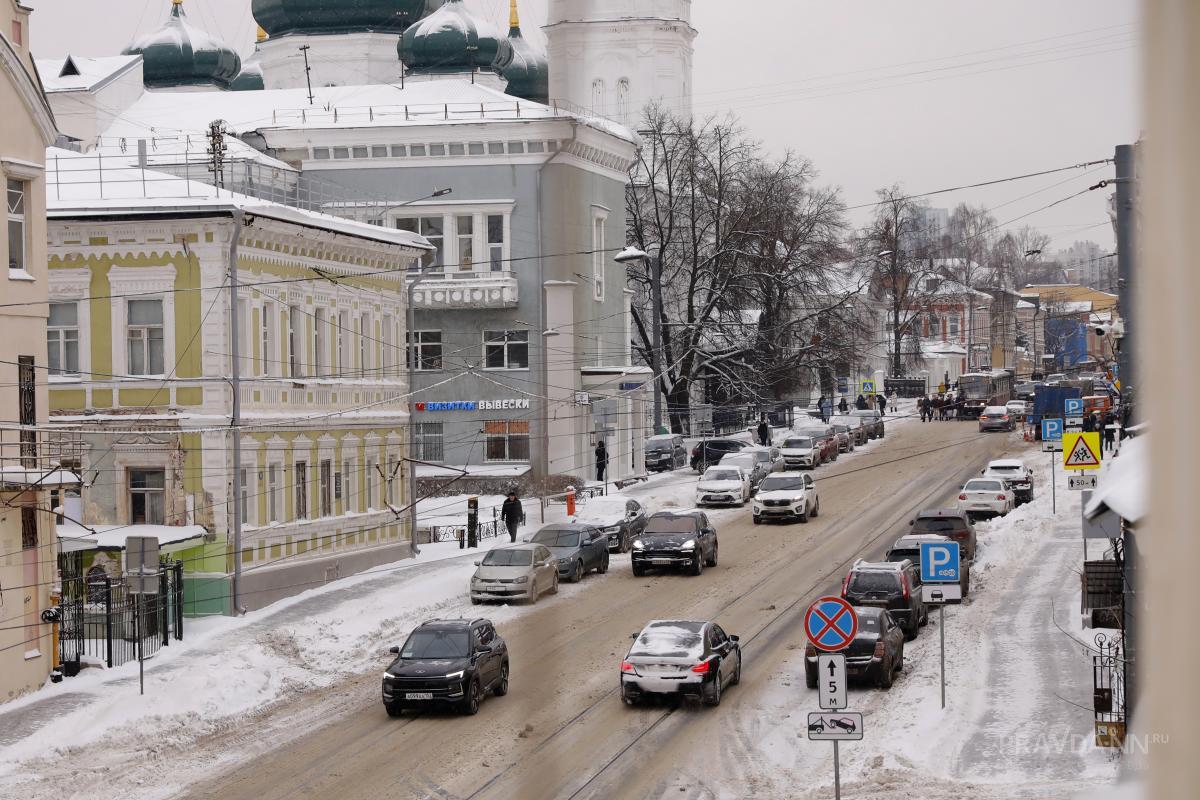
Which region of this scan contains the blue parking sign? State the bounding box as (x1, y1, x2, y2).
(1064, 398, 1084, 416)
(1042, 418, 1063, 441)
(920, 541, 961, 584)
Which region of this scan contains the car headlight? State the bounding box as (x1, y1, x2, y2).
(603, 526, 621, 534)
(558, 557, 571, 565)
(632, 539, 645, 550)
(793, 496, 805, 504)
(383, 671, 394, 679)
(444, 670, 465, 680)
(513, 575, 529, 584)
(681, 539, 696, 549)
(471, 577, 483, 586)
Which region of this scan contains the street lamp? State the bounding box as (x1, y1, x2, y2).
(615, 246, 664, 432)
(375, 187, 452, 222)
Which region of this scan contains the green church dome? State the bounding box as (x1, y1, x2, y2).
(123, 0, 241, 90)
(230, 59, 265, 91)
(399, 0, 513, 75)
(252, 0, 432, 37)
(501, 0, 547, 104)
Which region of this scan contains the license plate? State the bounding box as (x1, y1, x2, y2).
(651, 558, 673, 564)
(485, 584, 503, 591)
(405, 692, 433, 700)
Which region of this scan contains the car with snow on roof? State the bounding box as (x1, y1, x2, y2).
(620, 619, 741, 707)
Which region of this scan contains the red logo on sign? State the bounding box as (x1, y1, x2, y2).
(415, 402, 426, 411)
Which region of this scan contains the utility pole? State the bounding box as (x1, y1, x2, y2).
(206, 120, 228, 193)
(650, 251, 664, 433)
(1114, 143, 1138, 413)
(299, 45, 314, 105)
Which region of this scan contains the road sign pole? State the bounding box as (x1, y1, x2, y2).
(833, 739, 841, 800)
(135, 592, 144, 696)
(939, 604, 946, 709)
(1050, 449, 1056, 515)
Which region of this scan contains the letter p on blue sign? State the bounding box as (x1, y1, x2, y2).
(920, 541, 960, 583)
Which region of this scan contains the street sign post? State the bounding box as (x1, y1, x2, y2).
(817, 654, 847, 710)
(1063, 432, 1102, 470)
(124, 536, 161, 696)
(917, 546, 959, 713)
(1069, 473, 1099, 491)
(1041, 418, 1063, 452)
(808, 712, 864, 741)
(804, 596, 858, 652)
(1064, 397, 1084, 416)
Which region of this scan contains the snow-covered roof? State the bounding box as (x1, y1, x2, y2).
(1016, 299, 1036, 309)
(58, 522, 208, 551)
(1084, 434, 1146, 525)
(0, 466, 81, 489)
(1051, 301, 1093, 313)
(44, 147, 432, 252)
(35, 54, 141, 93)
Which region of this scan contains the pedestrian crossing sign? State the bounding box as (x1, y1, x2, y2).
(860, 380, 875, 394)
(1062, 432, 1102, 470)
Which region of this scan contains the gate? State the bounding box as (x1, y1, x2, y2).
(58, 559, 184, 675)
(1092, 632, 1127, 747)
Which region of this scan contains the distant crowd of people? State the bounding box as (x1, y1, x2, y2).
(917, 393, 961, 422)
(815, 391, 895, 423)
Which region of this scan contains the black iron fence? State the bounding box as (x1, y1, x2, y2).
(59, 560, 184, 675)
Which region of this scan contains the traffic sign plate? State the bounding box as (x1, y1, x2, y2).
(1064, 398, 1084, 416)
(922, 584, 962, 604)
(1063, 432, 1102, 470)
(805, 596, 858, 652)
(816, 654, 847, 710)
(1065, 416, 1084, 431)
(808, 712, 864, 741)
(860, 380, 875, 394)
(919, 541, 960, 584)
(1069, 474, 1099, 491)
(1041, 418, 1063, 441)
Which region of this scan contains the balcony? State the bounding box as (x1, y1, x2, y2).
(409, 270, 518, 311)
(0, 429, 84, 489)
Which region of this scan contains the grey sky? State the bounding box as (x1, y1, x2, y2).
(29, 0, 1138, 249)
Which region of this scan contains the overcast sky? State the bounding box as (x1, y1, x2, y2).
(29, 0, 1139, 249)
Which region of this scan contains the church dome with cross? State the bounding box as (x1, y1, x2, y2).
(122, 0, 241, 90)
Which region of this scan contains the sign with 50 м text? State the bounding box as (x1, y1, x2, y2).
(416, 399, 532, 412)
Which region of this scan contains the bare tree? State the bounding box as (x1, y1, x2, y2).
(992, 225, 1053, 288)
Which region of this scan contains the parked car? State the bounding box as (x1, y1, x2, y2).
(978, 405, 1014, 432)
(908, 509, 978, 562)
(381, 618, 509, 716)
(956, 478, 1014, 520)
(1014, 381, 1043, 401)
(1005, 399, 1029, 419)
(644, 434, 687, 472)
(805, 607, 905, 689)
(779, 435, 822, 470)
(980, 458, 1034, 505)
(527, 523, 610, 582)
(848, 408, 884, 439)
(470, 544, 558, 605)
(620, 619, 741, 707)
(830, 422, 856, 453)
(718, 451, 771, 492)
(570, 495, 647, 553)
(795, 425, 838, 463)
(1046, 372, 1067, 386)
(751, 472, 819, 524)
(841, 559, 927, 640)
(886, 533, 971, 598)
(632, 511, 719, 576)
(743, 445, 785, 476)
(696, 465, 752, 507)
(691, 438, 751, 472)
(843, 415, 871, 446)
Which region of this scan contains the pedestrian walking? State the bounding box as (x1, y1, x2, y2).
(1102, 412, 1116, 452)
(933, 395, 944, 421)
(855, 394, 868, 410)
(500, 490, 524, 543)
(595, 440, 608, 482)
(820, 397, 833, 423)
(837, 396, 849, 415)
(918, 396, 928, 422)
(888, 390, 898, 413)
(876, 394, 887, 416)
(757, 417, 770, 447)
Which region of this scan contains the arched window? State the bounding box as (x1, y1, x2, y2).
(591, 78, 605, 115)
(616, 78, 630, 124)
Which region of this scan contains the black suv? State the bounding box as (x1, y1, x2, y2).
(691, 438, 751, 472)
(631, 511, 718, 576)
(908, 509, 977, 561)
(381, 618, 509, 717)
(841, 559, 926, 640)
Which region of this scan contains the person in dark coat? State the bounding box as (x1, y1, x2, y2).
(837, 396, 849, 414)
(500, 491, 524, 543)
(595, 440, 608, 482)
(855, 394, 868, 410)
(918, 396, 928, 422)
(1102, 411, 1116, 452)
(757, 418, 770, 447)
(876, 394, 887, 416)
(1082, 412, 1096, 433)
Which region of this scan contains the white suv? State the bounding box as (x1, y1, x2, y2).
(779, 435, 821, 469)
(752, 472, 819, 524)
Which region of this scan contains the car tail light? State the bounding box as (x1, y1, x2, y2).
(841, 572, 852, 596)
(1001, 415, 1009, 421)
(900, 572, 910, 601)
(873, 641, 886, 658)
(690, 660, 711, 674)
(958, 493, 967, 501)
(996, 494, 1007, 500)
(691, 446, 699, 457)
(620, 660, 635, 673)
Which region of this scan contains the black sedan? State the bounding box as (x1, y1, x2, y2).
(570, 494, 647, 552)
(804, 607, 904, 689)
(527, 523, 610, 582)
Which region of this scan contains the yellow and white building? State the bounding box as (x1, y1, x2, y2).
(44, 148, 430, 613)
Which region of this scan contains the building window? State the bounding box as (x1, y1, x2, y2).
(260, 304, 273, 377)
(267, 463, 280, 522)
(359, 313, 371, 376)
(294, 460, 308, 520)
(129, 469, 165, 525)
(48, 302, 80, 376)
(396, 217, 443, 269)
(949, 315, 960, 337)
(21, 506, 37, 549)
(18, 356, 34, 465)
(487, 215, 504, 271)
(409, 330, 442, 371)
(484, 420, 530, 462)
(483, 330, 528, 370)
(365, 458, 376, 509)
(414, 422, 444, 462)
(319, 459, 332, 517)
(288, 306, 303, 378)
(239, 467, 250, 524)
(337, 310, 351, 373)
(7, 178, 27, 274)
(11, 19, 23, 46)
(384, 457, 396, 504)
(341, 458, 352, 506)
(314, 308, 327, 376)
(382, 313, 395, 374)
(616, 78, 630, 124)
(591, 79, 605, 115)
(456, 215, 474, 271)
(592, 214, 606, 301)
(127, 299, 164, 375)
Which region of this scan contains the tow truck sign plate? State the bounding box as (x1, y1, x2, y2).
(808, 712, 864, 741)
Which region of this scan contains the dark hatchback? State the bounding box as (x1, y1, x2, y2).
(382, 618, 509, 717)
(841, 559, 926, 640)
(908, 509, 977, 561)
(805, 607, 905, 689)
(631, 511, 718, 576)
(691, 438, 751, 472)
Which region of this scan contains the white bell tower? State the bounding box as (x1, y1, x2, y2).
(544, 0, 696, 126)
